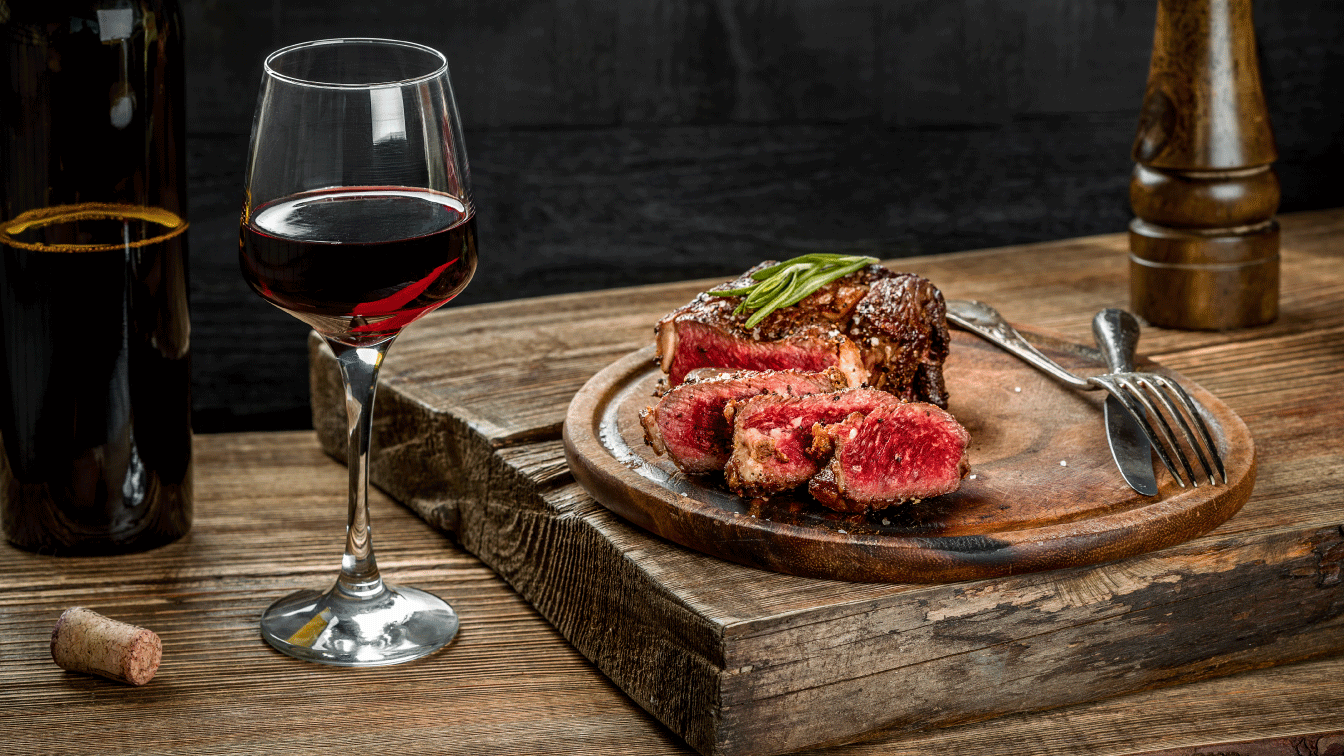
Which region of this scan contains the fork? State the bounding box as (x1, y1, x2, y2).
(946, 299, 1227, 488)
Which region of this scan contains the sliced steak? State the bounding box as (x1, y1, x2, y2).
(723, 388, 905, 498)
(654, 263, 950, 407)
(808, 402, 970, 513)
(639, 368, 847, 475)
(662, 320, 868, 390)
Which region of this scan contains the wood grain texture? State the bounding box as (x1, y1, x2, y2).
(1, 432, 1340, 755)
(562, 336, 1255, 583)
(0, 432, 685, 755)
(307, 209, 1344, 755)
(179, 0, 1335, 134)
(1132, 0, 1276, 170)
(1124, 731, 1344, 756)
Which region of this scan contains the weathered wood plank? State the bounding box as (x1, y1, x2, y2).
(465, 470, 1342, 756)
(1119, 731, 1344, 756)
(182, 0, 1344, 132)
(3, 282, 1344, 756)
(307, 210, 1344, 754)
(0, 432, 686, 756)
(835, 672, 1344, 756)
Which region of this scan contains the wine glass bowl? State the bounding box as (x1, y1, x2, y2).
(241, 38, 476, 349)
(242, 187, 476, 346)
(239, 38, 474, 666)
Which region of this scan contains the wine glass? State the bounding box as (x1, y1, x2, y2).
(239, 38, 476, 666)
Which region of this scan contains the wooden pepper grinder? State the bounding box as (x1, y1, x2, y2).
(1129, 0, 1279, 330)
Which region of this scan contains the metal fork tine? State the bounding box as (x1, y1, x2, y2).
(1156, 376, 1228, 484)
(1096, 376, 1188, 487)
(1115, 375, 1201, 487)
(1140, 376, 1219, 486)
(1136, 377, 1215, 486)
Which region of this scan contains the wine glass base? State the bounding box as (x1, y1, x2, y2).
(260, 583, 458, 667)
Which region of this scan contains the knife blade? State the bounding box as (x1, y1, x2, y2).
(1092, 309, 1159, 496)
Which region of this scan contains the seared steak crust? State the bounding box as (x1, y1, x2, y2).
(723, 388, 906, 498)
(639, 368, 847, 475)
(848, 274, 951, 407)
(654, 263, 950, 407)
(808, 402, 970, 513)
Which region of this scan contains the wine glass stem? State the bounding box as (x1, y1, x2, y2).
(329, 336, 395, 600)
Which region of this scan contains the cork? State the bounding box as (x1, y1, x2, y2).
(50, 607, 162, 686)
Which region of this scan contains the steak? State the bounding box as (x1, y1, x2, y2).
(847, 273, 951, 407)
(654, 263, 951, 407)
(639, 368, 847, 475)
(807, 402, 970, 513)
(723, 388, 905, 498)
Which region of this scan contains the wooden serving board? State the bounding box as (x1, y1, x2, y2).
(563, 331, 1256, 584)
(305, 221, 1344, 756)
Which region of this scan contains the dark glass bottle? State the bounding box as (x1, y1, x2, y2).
(0, 0, 192, 554)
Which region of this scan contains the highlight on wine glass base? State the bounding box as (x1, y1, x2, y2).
(239, 38, 477, 666)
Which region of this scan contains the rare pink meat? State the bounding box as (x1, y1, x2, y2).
(723, 388, 905, 498)
(808, 402, 971, 513)
(664, 321, 867, 390)
(639, 368, 847, 475)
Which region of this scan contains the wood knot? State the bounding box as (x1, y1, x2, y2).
(1132, 85, 1175, 164)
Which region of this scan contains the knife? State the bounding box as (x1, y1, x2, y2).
(1091, 309, 1158, 496)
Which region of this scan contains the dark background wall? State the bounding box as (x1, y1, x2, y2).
(183, 0, 1344, 433)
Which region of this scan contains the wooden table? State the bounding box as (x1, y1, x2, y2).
(3, 210, 1343, 755)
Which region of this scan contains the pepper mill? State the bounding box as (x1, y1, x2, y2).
(1128, 0, 1279, 330)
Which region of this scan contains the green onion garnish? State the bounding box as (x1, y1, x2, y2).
(708, 253, 879, 328)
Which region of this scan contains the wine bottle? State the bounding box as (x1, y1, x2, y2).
(0, 0, 192, 554)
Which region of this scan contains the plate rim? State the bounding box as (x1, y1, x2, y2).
(562, 333, 1257, 583)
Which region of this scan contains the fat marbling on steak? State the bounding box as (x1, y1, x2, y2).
(639, 368, 847, 475)
(654, 263, 951, 408)
(808, 401, 971, 513)
(723, 388, 906, 498)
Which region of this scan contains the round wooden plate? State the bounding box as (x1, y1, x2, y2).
(562, 329, 1256, 583)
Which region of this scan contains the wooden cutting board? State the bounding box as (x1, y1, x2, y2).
(563, 331, 1256, 583)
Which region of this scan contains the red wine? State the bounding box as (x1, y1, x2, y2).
(0, 205, 192, 554)
(240, 188, 478, 346)
(1, 1, 192, 555)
